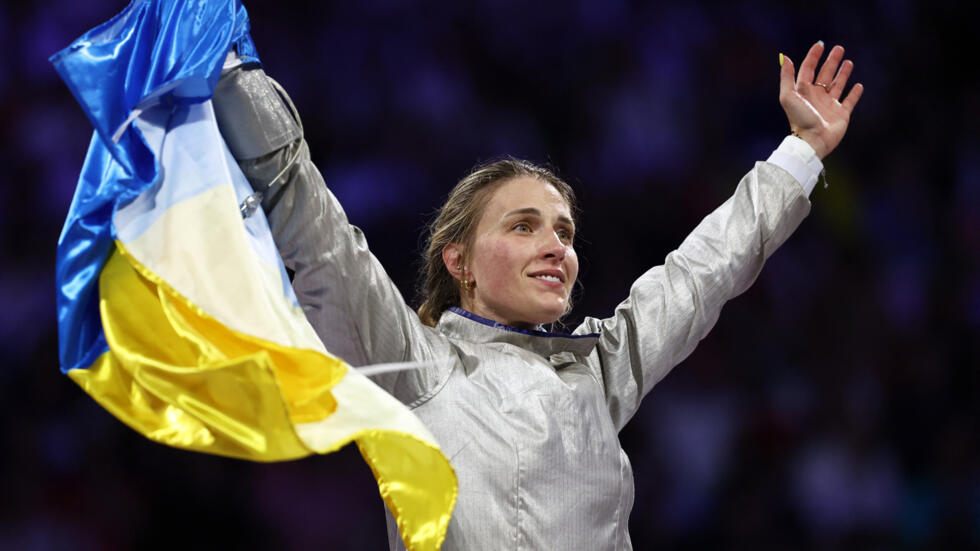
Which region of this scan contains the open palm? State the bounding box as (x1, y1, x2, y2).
(779, 42, 864, 159)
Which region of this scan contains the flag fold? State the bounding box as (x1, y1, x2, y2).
(52, 2, 456, 549)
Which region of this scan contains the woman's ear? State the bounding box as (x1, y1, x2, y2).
(442, 243, 465, 281)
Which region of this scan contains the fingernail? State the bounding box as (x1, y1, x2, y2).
(779, 53, 785, 67)
(817, 40, 825, 46)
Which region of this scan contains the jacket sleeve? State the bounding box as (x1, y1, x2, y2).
(212, 65, 450, 405)
(575, 161, 811, 430)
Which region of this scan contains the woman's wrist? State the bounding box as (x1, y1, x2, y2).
(792, 129, 830, 160)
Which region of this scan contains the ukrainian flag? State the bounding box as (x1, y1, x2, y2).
(51, 1, 455, 549)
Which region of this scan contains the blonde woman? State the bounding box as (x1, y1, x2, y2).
(214, 41, 862, 550)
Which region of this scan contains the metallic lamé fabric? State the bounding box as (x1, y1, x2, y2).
(214, 66, 811, 551)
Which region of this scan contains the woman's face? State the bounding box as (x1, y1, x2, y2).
(457, 176, 578, 328)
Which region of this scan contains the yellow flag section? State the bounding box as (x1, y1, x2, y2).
(66, 100, 456, 551)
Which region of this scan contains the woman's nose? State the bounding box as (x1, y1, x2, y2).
(540, 231, 567, 260)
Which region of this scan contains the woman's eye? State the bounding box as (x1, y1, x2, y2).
(558, 229, 573, 241)
(514, 223, 532, 232)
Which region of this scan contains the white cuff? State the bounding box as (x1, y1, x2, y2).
(766, 135, 824, 196)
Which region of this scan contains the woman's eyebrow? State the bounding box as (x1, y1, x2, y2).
(502, 207, 541, 218)
(502, 207, 575, 228)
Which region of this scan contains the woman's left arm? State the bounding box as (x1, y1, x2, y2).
(576, 43, 863, 430)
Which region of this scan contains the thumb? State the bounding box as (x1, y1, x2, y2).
(778, 53, 796, 104)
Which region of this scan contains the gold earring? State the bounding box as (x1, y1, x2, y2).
(461, 279, 473, 292)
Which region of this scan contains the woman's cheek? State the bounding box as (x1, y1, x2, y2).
(566, 250, 579, 292)
(481, 240, 520, 293)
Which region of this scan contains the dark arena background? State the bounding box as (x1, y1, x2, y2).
(1, 1, 977, 549)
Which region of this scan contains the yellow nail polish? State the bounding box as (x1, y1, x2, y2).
(779, 53, 785, 67)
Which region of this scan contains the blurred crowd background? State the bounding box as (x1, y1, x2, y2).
(1, 0, 976, 549)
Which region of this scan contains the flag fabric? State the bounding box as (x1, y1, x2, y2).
(51, 1, 456, 549)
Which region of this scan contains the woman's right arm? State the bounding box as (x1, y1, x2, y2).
(213, 64, 450, 405)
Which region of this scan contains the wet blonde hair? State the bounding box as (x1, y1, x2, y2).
(417, 158, 577, 327)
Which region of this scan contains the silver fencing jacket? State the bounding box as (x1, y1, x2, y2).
(214, 65, 814, 550)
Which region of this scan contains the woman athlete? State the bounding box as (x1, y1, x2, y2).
(212, 40, 862, 550)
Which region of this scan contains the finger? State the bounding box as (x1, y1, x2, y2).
(815, 45, 845, 89)
(828, 59, 853, 100)
(841, 82, 864, 113)
(779, 54, 796, 101)
(797, 41, 825, 86)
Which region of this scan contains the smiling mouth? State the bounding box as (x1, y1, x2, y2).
(533, 274, 562, 283)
